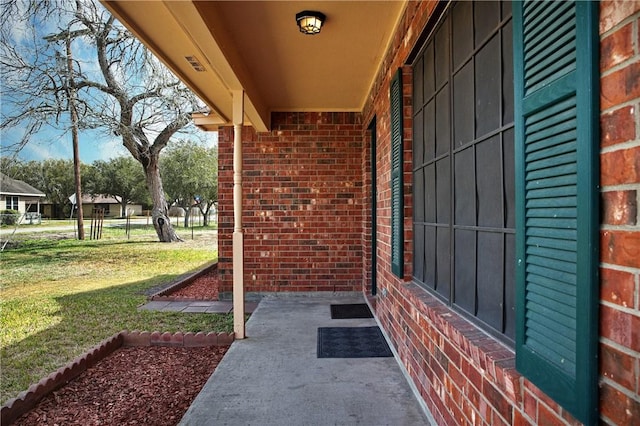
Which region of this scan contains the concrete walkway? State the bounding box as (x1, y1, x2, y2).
(139, 300, 259, 314)
(180, 293, 434, 426)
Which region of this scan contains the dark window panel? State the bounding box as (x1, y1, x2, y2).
(476, 135, 503, 227)
(477, 231, 504, 331)
(474, 1, 500, 46)
(452, 1, 473, 69)
(454, 147, 476, 226)
(425, 164, 436, 222)
(475, 34, 501, 137)
(414, 224, 425, 281)
(414, 56, 424, 109)
(504, 233, 516, 340)
(414, 109, 424, 167)
(424, 226, 437, 288)
(436, 227, 451, 300)
(435, 86, 450, 157)
(453, 60, 474, 147)
(414, 168, 425, 222)
(424, 42, 435, 100)
(435, 17, 450, 88)
(436, 158, 451, 224)
(424, 100, 436, 161)
(454, 229, 476, 313)
(503, 128, 516, 228)
(502, 0, 512, 20)
(502, 21, 514, 125)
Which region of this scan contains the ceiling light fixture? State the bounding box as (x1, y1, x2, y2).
(295, 10, 325, 35)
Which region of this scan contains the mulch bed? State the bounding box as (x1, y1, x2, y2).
(11, 276, 227, 426)
(168, 271, 219, 300)
(14, 346, 228, 426)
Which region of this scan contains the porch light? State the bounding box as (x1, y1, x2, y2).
(295, 10, 325, 35)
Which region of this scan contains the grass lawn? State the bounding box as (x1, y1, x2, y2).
(0, 226, 228, 404)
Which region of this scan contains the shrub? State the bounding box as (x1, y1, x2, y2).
(1, 209, 20, 225)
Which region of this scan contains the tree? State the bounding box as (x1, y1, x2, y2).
(0, 0, 204, 241)
(161, 140, 218, 227)
(85, 156, 147, 217)
(28, 159, 81, 218)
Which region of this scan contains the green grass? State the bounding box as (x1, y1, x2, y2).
(0, 230, 228, 404)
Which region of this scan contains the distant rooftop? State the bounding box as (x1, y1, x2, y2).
(0, 173, 45, 197)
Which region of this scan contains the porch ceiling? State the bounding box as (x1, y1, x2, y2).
(101, 1, 407, 132)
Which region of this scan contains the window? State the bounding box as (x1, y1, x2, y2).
(513, 1, 599, 424)
(6, 196, 18, 211)
(411, 1, 515, 341)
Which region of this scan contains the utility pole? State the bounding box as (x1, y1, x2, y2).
(64, 35, 84, 239)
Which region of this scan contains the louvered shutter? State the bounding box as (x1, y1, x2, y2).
(390, 68, 404, 278)
(513, 1, 599, 424)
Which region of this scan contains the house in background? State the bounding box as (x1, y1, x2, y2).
(102, 1, 639, 425)
(0, 172, 45, 215)
(41, 195, 143, 219)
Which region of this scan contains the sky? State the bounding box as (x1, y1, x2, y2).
(2, 124, 217, 164)
(0, 0, 218, 165)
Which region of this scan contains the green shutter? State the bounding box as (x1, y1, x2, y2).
(514, 1, 599, 424)
(390, 68, 404, 278)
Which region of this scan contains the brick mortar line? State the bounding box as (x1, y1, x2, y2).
(600, 10, 640, 39)
(529, 389, 577, 426)
(600, 336, 640, 358)
(600, 139, 640, 154)
(601, 52, 640, 80)
(599, 375, 640, 403)
(600, 225, 640, 235)
(601, 299, 640, 318)
(600, 183, 640, 192)
(599, 262, 640, 275)
(600, 97, 639, 115)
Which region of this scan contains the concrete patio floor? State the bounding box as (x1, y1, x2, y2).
(180, 293, 435, 425)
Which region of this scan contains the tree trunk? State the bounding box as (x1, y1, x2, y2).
(144, 157, 181, 242)
(199, 204, 211, 227)
(183, 207, 190, 228)
(120, 200, 127, 218)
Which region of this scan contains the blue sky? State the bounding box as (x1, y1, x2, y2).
(3, 124, 217, 164)
(0, 0, 217, 165)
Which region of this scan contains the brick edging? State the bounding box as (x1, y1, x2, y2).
(1, 330, 234, 426)
(150, 262, 218, 301)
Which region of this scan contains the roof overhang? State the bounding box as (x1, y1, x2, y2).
(101, 1, 407, 132)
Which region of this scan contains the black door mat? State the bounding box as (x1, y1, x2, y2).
(330, 303, 373, 319)
(317, 326, 393, 358)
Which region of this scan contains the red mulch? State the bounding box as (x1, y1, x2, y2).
(14, 345, 228, 426)
(166, 270, 219, 300)
(13, 277, 227, 426)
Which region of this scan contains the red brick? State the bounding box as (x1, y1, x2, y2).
(601, 62, 640, 110)
(600, 22, 634, 71)
(600, 105, 636, 147)
(600, 304, 640, 351)
(560, 407, 582, 426)
(601, 146, 640, 186)
(600, 0, 640, 34)
(513, 409, 533, 426)
(600, 267, 636, 308)
(537, 400, 565, 426)
(600, 381, 640, 425)
(602, 190, 638, 226)
(601, 230, 640, 269)
(600, 342, 637, 391)
(483, 378, 512, 422)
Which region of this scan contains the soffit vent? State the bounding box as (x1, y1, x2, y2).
(185, 55, 206, 72)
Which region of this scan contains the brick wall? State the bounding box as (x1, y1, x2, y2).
(217, 112, 365, 294)
(364, 1, 640, 425)
(598, 1, 640, 424)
